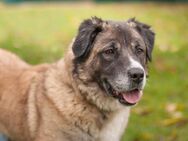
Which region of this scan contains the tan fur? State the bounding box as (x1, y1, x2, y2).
(0, 46, 130, 141)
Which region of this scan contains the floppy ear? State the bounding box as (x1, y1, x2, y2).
(128, 18, 155, 62)
(72, 17, 103, 61)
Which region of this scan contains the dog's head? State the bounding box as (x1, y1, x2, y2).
(72, 17, 155, 106)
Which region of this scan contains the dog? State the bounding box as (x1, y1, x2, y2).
(0, 17, 155, 141)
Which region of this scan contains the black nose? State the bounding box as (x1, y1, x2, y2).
(128, 68, 144, 84)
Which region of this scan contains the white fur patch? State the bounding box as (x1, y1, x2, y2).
(128, 56, 146, 89)
(129, 57, 144, 71)
(99, 107, 130, 141)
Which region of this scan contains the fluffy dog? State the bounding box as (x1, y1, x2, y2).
(0, 17, 155, 141)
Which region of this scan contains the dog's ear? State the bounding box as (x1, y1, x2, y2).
(127, 18, 155, 62)
(72, 17, 103, 61)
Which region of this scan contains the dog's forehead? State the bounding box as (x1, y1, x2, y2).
(107, 21, 131, 31)
(106, 20, 141, 40)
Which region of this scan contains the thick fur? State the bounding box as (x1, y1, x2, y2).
(0, 17, 154, 141)
(0, 48, 129, 141)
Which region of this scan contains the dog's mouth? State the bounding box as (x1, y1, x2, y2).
(103, 79, 143, 106)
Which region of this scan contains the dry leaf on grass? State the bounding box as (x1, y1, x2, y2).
(133, 107, 152, 116)
(161, 117, 188, 127)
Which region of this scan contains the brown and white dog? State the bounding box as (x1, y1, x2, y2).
(0, 17, 155, 141)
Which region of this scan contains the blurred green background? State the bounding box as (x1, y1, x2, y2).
(0, 1, 188, 141)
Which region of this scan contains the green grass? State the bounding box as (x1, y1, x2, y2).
(0, 2, 188, 141)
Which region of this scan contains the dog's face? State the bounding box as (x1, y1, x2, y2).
(72, 17, 155, 106)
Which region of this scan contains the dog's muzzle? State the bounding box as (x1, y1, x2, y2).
(102, 67, 145, 106)
(102, 78, 143, 106)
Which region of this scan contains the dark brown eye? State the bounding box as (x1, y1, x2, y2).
(135, 44, 144, 54)
(136, 48, 144, 54)
(104, 48, 115, 55)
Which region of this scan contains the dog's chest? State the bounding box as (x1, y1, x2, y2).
(99, 108, 130, 141)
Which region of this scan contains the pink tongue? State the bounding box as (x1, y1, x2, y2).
(122, 90, 142, 104)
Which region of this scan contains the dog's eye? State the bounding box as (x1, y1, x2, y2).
(135, 45, 144, 54)
(102, 44, 117, 60)
(104, 48, 115, 55)
(136, 48, 144, 54)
